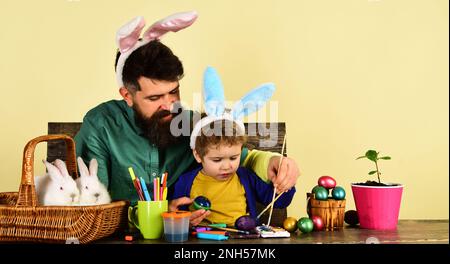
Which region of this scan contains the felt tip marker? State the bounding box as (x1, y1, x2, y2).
(197, 233, 229, 241)
(139, 177, 151, 201)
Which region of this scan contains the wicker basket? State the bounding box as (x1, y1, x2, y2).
(307, 193, 346, 231)
(0, 134, 129, 243)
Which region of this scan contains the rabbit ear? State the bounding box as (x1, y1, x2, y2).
(89, 159, 98, 178)
(232, 83, 276, 120)
(203, 66, 226, 117)
(77, 157, 90, 177)
(42, 160, 63, 183)
(116, 16, 146, 53)
(53, 159, 70, 178)
(143, 11, 198, 41)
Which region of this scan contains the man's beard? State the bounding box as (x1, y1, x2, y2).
(133, 105, 183, 149)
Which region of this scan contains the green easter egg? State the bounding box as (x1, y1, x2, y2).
(331, 186, 346, 200)
(313, 186, 329, 200)
(297, 217, 314, 233)
(311, 185, 321, 194)
(193, 196, 211, 210)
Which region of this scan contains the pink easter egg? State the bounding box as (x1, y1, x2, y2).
(318, 176, 336, 189)
(311, 215, 325, 231)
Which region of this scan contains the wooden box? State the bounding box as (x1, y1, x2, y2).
(307, 193, 346, 231)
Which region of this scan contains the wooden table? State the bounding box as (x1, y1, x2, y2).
(100, 220, 448, 244)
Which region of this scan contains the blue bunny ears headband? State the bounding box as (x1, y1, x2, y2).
(190, 66, 276, 149)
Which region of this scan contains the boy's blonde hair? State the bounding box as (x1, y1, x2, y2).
(194, 115, 247, 158)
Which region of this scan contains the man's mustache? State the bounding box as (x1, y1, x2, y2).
(152, 110, 174, 121)
(153, 105, 183, 120)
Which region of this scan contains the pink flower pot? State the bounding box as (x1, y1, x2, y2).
(351, 184, 403, 230)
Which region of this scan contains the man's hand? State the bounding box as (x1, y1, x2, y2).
(267, 156, 300, 193)
(169, 197, 211, 226)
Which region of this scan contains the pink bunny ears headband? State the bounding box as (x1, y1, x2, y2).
(115, 11, 198, 88)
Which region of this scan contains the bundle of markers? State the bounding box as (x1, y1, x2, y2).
(128, 167, 168, 201)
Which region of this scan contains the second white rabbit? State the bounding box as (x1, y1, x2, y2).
(76, 157, 111, 205)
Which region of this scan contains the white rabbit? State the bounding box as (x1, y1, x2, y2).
(34, 159, 80, 206)
(76, 157, 111, 205)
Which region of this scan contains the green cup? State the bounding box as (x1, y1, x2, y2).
(128, 200, 168, 239)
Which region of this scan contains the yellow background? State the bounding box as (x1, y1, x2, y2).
(0, 0, 448, 219)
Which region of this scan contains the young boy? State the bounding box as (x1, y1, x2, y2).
(172, 118, 296, 227)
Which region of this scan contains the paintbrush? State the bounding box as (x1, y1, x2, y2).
(197, 223, 250, 235)
(267, 135, 287, 226)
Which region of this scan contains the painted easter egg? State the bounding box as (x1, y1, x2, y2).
(193, 196, 211, 210)
(311, 215, 324, 231)
(331, 186, 346, 200)
(283, 217, 298, 232)
(311, 185, 322, 194)
(313, 186, 329, 200)
(344, 210, 359, 226)
(297, 217, 314, 233)
(318, 176, 336, 189)
(235, 215, 257, 231)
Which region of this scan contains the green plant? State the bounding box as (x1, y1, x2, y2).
(356, 150, 391, 183)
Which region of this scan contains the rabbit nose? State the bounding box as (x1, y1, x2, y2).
(70, 193, 76, 198)
(94, 193, 100, 198)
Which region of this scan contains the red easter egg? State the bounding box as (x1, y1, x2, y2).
(311, 215, 324, 231)
(318, 176, 336, 189)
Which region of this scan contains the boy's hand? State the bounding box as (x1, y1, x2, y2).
(267, 156, 300, 193)
(169, 197, 211, 226)
(189, 209, 211, 226)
